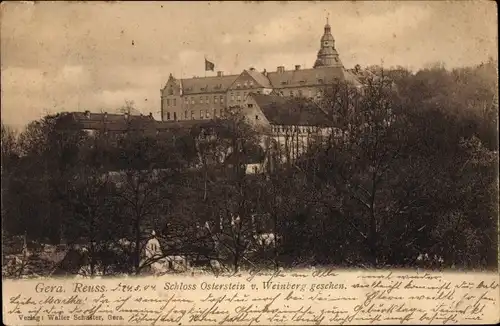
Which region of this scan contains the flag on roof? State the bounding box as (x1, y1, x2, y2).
(205, 58, 215, 71)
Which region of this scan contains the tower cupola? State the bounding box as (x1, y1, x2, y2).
(314, 16, 343, 68)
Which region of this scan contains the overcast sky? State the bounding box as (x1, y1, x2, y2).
(1, 1, 497, 129)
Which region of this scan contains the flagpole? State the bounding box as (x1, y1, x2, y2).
(204, 55, 207, 78)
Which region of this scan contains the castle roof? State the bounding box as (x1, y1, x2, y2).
(245, 69, 273, 88)
(172, 65, 349, 96)
(250, 93, 334, 127)
(180, 74, 238, 95)
(266, 66, 345, 89)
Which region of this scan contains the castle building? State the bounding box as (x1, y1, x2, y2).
(160, 19, 360, 122)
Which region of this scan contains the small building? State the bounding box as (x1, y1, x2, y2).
(242, 93, 336, 163)
(55, 111, 158, 136)
(224, 143, 267, 175)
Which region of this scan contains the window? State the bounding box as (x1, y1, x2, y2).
(298, 90, 303, 97)
(191, 110, 194, 119)
(191, 98, 195, 104)
(236, 83, 241, 88)
(231, 93, 234, 102)
(214, 96, 218, 103)
(243, 92, 247, 98)
(220, 95, 224, 103)
(200, 110, 203, 119)
(220, 108, 224, 117)
(255, 115, 259, 120)
(249, 81, 254, 87)
(248, 103, 253, 108)
(199, 96, 203, 104)
(173, 99, 176, 106)
(206, 96, 209, 104)
(166, 112, 171, 120)
(184, 111, 188, 119)
(205, 109, 210, 118)
(213, 108, 217, 117)
(173, 112, 177, 120)
(243, 81, 247, 87)
(237, 92, 241, 102)
(168, 88, 173, 95)
(289, 90, 294, 96)
(167, 99, 171, 106)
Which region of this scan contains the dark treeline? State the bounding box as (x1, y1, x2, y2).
(1, 61, 498, 276)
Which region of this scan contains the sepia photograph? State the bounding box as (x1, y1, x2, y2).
(1, 1, 499, 325)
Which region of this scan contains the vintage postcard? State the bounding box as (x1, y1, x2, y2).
(1, 1, 499, 325)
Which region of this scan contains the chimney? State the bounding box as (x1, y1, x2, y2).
(217, 71, 224, 77)
(104, 112, 108, 119)
(84, 110, 91, 119)
(249, 67, 255, 71)
(295, 65, 301, 71)
(277, 66, 285, 73)
(262, 69, 267, 76)
(149, 112, 153, 119)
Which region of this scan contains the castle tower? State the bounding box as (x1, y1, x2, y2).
(313, 17, 343, 68)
